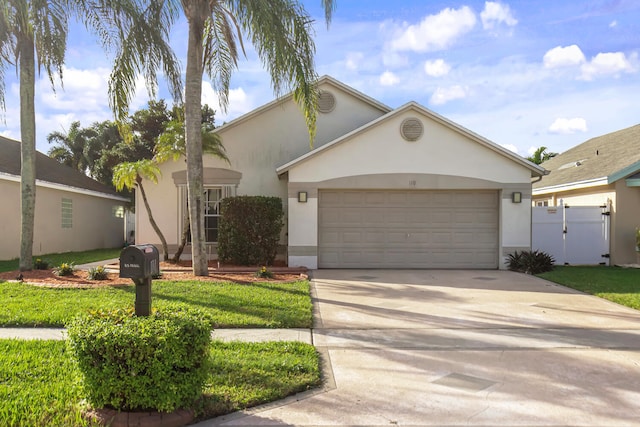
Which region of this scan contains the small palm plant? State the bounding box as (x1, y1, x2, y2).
(635, 228, 640, 252)
(88, 266, 109, 280)
(53, 262, 76, 277)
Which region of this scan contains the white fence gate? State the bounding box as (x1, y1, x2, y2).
(532, 203, 610, 265)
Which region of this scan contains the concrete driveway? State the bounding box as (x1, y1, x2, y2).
(205, 269, 640, 426)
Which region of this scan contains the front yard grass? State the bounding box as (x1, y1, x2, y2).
(0, 279, 312, 328)
(0, 339, 320, 427)
(538, 265, 640, 310)
(0, 248, 122, 273)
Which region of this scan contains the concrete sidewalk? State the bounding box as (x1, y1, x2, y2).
(0, 327, 312, 343)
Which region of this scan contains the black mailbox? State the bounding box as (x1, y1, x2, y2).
(119, 244, 159, 279)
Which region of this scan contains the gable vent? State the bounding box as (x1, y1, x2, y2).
(318, 91, 336, 113)
(400, 118, 423, 141)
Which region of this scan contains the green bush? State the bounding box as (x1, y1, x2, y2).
(87, 265, 109, 280)
(507, 250, 555, 274)
(218, 196, 284, 266)
(53, 262, 75, 276)
(66, 306, 213, 412)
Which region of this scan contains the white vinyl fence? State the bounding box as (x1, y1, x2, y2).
(532, 203, 610, 265)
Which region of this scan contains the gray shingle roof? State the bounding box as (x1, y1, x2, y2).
(533, 124, 640, 189)
(0, 135, 124, 198)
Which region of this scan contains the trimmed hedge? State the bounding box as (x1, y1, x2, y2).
(218, 196, 284, 266)
(66, 306, 212, 412)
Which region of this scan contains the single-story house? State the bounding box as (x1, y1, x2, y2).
(137, 76, 545, 269)
(0, 135, 129, 260)
(532, 124, 640, 265)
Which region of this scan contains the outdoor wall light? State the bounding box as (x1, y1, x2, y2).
(298, 191, 308, 203)
(512, 192, 522, 203)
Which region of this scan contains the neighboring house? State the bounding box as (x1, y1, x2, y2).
(532, 124, 640, 265)
(138, 76, 545, 269)
(0, 135, 129, 260)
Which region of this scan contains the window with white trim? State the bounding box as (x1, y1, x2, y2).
(180, 185, 235, 243)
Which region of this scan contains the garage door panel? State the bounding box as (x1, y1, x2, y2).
(319, 190, 498, 269)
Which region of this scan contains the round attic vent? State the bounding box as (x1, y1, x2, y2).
(400, 118, 423, 141)
(318, 91, 336, 113)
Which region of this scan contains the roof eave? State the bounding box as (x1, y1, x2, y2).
(532, 177, 609, 195)
(607, 160, 640, 184)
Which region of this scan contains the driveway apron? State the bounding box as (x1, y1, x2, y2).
(204, 269, 640, 426)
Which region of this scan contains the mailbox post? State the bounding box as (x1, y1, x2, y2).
(119, 245, 159, 316)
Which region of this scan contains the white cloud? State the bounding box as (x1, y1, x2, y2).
(580, 52, 635, 80)
(609, 20, 618, 28)
(424, 59, 451, 77)
(543, 45, 586, 69)
(345, 52, 364, 71)
(430, 85, 468, 105)
(389, 6, 476, 52)
(481, 2, 518, 30)
(548, 117, 588, 134)
(201, 82, 253, 121)
(379, 71, 400, 86)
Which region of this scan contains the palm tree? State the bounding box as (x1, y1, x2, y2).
(0, 1, 180, 271)
(108, 0, 336, 276)
(527, 146, 558, 165)
(113, 159, 170, 261)
(0, 2, 68, 271)
(47, 121, 97, 173)
(155, 116, 230, 262)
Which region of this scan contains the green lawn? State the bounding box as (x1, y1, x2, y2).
(538, 265, 640, 310)
(0, 279, 312, 328)
(0, 339, 320, 427)
(0, 248, 122, 273)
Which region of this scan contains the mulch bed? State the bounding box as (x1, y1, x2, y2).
(0, 261, 307, 288)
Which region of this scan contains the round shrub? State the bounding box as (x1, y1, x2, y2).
(66, 306, 213, 412)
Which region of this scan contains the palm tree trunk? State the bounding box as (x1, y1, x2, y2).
(138, 182, 170, 262)
(184, 5, 209, 276)
(171, 215, 190, 263)
(19, 36, 36, 272)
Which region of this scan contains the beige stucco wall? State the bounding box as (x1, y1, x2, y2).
(287, 108, 534, 269)
(0, 178, 125, 261)
(532, 183, 640, 264)
(137, 80, 389, 251)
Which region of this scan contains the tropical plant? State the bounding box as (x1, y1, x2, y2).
(0, 1, 179, 271)
(53, 262, 76, 277)
(527, 146, 558, 165)
(155, 112, 230, 263)
(107, 0, 336, 276)
(47, 120, 98, 173)
(113, 159, 170, 261)
(87, 265, 109, 280)
(506, 250, 555, 275)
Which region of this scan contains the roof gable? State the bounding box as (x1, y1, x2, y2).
(277, 101, 545, 177)
(214, 75, 392, 135)
(533, 124, 640, 191)
(0, 136, 126, 200)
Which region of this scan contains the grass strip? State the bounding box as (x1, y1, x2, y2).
(0, 279, 312, 328)
(0, 339, 320, 427)
(538, 265, 640, 310)
(0, 248, 122, 273)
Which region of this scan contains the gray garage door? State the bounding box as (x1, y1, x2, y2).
(318, 190, 498, 269)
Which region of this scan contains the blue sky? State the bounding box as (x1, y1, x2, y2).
(1, 0, 639, 157)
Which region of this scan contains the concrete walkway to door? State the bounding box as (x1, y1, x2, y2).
(202, 269, 640, 426)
